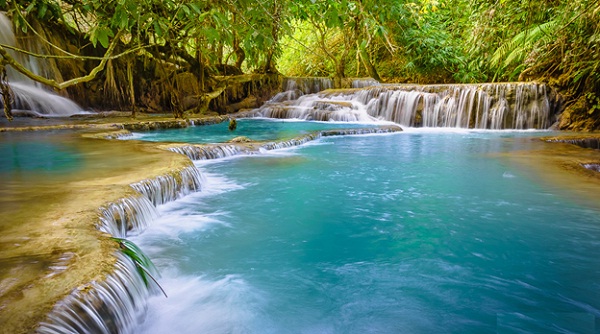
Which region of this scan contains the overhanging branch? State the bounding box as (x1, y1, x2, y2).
(0, 30, 123, 90)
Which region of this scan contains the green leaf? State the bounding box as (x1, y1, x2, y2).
(153, 20, 163, 36)
(189, 3, 202, 14)
(94, 26, 114, 48)
(182, 4, 191, 17)
(25, 1, 35, 13)
(38, 3, 48, 18)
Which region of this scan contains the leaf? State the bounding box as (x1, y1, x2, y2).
(491, 19, 559, 69)
(38, 3, 48, 18)
(189, 3, 202, 14)
(153, 20, 163, 36)
(25, 2, 36, 15)
(181, 4, 191, 17)
(93, 26, 114, 48)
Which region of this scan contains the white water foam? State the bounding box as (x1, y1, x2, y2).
(400, 126, 551, 135)
(131, 172, 242, 239)
(131, 170, 269, 334)
(138, 273, 265, 334)
(9, 83, 86, 117)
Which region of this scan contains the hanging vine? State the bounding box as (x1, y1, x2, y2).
(0, 64, 13, 121)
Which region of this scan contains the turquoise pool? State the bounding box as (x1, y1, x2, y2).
(133, 128, 600, 334)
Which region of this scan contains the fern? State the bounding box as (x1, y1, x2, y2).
(490, 19, 560, 69)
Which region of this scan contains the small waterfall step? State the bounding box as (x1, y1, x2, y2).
(164, 125, 403, 161)
(38, 165, 205, 333)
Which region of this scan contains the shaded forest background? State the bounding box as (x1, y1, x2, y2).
(0, 0, 599, 129)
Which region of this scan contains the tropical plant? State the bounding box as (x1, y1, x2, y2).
(112, 237, 167, 297)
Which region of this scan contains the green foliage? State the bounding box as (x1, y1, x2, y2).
(112, 237, 159, 287)
(490, 19, 560, 79)
(111, 237, 167, 297)
(2, 0, 599, 126)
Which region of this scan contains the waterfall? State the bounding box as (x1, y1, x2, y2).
(98, 195, 159, 238)
(0, 12, 85, 117)
(38, 252, 158, 334)
(167, 144, 251, 161)
(351, 78, 381, 88)
(282, 77, 333, 94)
(130, 166, 204, 206)
(357, 83, 552, 129)
(166, 126, 402, 161)
(266, 77, 334, 104)
(38, 165, 205, 333)
(254, 82, 555, 129)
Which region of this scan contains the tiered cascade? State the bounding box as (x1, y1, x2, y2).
(254, 82, 555, 130)
(166, 125, 402, 161)
(37, 165, 204, 333)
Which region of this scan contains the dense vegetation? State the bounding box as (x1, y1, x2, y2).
(0, 0, 599, 128)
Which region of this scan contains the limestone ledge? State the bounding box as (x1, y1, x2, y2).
(0, 128, 197, 334)
(0, 114, 229, 133)
(543, 134, 600, 173)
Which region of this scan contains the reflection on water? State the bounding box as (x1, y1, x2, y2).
(127, 118, 378, 144)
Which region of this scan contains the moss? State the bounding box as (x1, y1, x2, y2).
(558, 95, 600, 131)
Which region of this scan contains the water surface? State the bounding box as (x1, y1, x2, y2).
(128, 118, 377, 143)
(135, 128, 600, 334)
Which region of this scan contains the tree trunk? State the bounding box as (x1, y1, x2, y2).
(334, 59, 346, 88)
(359, 43, 381, 82)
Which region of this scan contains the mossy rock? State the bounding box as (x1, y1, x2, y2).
(559, 95, 600, 131)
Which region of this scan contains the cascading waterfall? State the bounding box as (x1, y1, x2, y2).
(583, 163, 600, 172)
(167, 144, 251, 161)
(254, 82, 555, 129)
(0, 12, 84, 117)
(545, 137, 600, 173)
(130, 167, 204, 206)
(98, 196, 159, 238)
(351, 78, 381, 88)
(167, 126, 402, 161)
(38, 252, 158, 334)
(267, 77, 334, 104)
(354, 83, 553, 129)
(38, 165, 205, 333)
(282, 77, 333, 94)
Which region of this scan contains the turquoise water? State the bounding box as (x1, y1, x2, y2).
(134, 128, 600, 334)
(129, 118, 377, 143)
(0, 132, 82, 174)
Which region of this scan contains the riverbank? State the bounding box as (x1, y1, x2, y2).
(0, 121, 196, 333)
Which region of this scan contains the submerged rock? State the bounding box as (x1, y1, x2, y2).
(228, 136, 252, 143)
(228, 118, 237, 131)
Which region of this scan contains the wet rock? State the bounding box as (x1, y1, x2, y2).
(228, 136, 252, 143)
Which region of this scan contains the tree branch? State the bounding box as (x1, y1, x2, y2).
(0, 42, 151, 61)
(0, 31, 123, 90)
